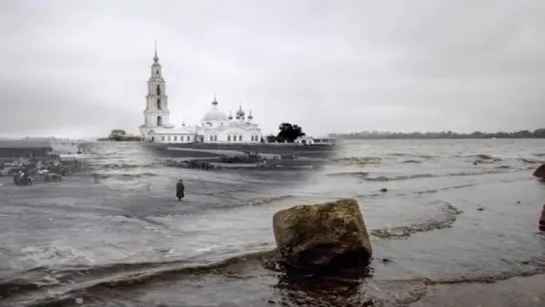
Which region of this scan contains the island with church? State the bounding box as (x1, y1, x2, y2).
(133, 43, 336, 167)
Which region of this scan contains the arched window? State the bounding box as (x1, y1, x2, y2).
(156, 70, 159, 75)
(157, 98, 162, 109)
(156, 85, 161, 95)
(157, 116, 162, 126)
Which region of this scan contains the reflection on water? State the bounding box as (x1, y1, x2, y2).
(1, 140, 545, 306)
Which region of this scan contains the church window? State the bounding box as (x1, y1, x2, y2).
(187, 136, 191, 142)
(156, 85, 161, 95)
(157, 98, 162, 109)
(157, 116, 162, 126)
(156, 70, 159, 75)
(227, 135, 231, 141)
(167, 136, 171, 141)
(161, 136, 165, 141)
(174, 136, 177, 141)
(239, 135, 242, 141)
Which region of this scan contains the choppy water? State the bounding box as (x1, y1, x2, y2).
(1, 139, 545, 307)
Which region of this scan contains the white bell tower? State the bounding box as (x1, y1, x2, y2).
(140, 42, 173, 139)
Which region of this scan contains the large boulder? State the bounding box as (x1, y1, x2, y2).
(272, 198, 372, 272)
(539, 205, 545, 231)
(533, 164, 545, 178)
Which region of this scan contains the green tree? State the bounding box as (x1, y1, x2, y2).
(276, 123, 306, 142)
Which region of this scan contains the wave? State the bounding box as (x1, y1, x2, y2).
(242, 195, 294, 207)
(413, 183, 478, 195)
(370, 201, 463, 239)
(6, 249, 545, 307)
(331, 156, 382, 165)
(91, 172, 158, 180)
(386, 153, 435, 159)
(517, 157, 545, 164)
(364, 168, 511, 182)
(326, 172, 369, 178)
(0, 250, 276, 307)
(401, 159, 423, 164)
(95, 162, 161, 169)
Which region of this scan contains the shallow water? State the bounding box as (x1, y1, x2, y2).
(1, 139, 545, 306)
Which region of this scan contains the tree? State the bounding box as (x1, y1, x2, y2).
(106, 129, 140, 141)
(266, 135, 277, 143)
(276, 123, 306, 143)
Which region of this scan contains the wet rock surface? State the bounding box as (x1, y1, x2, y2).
(272, 198, 372, 274)
(532, 163, 545, 178)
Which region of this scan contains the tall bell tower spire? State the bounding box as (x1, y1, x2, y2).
(153, 40, 159, 63)
(139, 41, 173, 139)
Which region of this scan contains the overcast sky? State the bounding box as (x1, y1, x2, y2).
(1, 0, 544, 138)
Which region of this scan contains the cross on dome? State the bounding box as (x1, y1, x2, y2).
(212, 93, 218, 105)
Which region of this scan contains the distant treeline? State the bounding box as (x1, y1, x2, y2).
(331, 128, 545, 140)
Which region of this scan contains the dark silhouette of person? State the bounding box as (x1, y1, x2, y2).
(176, 179, 185, 201)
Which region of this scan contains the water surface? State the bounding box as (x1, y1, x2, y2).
(1, 139, 545, 306)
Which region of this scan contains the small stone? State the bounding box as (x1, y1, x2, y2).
(380, 188, 388, 193)
(75, 297, 83, 304)
(477, 206, 484, 211)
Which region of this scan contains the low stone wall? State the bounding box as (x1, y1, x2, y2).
(145, 143, 337, 159)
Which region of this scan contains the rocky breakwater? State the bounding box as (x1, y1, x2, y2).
(533, 163, 545, 179)
(164, 159, 217, 170)
(269, 198, 373, 275)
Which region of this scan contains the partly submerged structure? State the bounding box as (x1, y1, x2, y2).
(139, 43, 263, 144)
(0, 140, 53, 158)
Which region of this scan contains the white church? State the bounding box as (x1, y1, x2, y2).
(139, 45, 263, 144)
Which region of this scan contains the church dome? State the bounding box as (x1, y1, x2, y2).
(236, 104, 246, 118)
(202, 110, 228, 121)
(202, 96, 228, 122)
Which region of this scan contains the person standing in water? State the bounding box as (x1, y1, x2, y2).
(176, 179, 185, 201)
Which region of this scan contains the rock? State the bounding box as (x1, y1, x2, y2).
(533, 164, 545, 178)
(272, 198, 372, 273)
(539, 205, 545, 231)
(379, 188, 388, 193)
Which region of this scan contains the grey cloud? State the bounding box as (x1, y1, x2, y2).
(1, 0, 545, 138)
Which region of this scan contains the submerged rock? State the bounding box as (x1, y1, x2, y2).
(539, 205, 545, 231)
(272, 198, 372, 273)
(533, 164, 545, 178)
